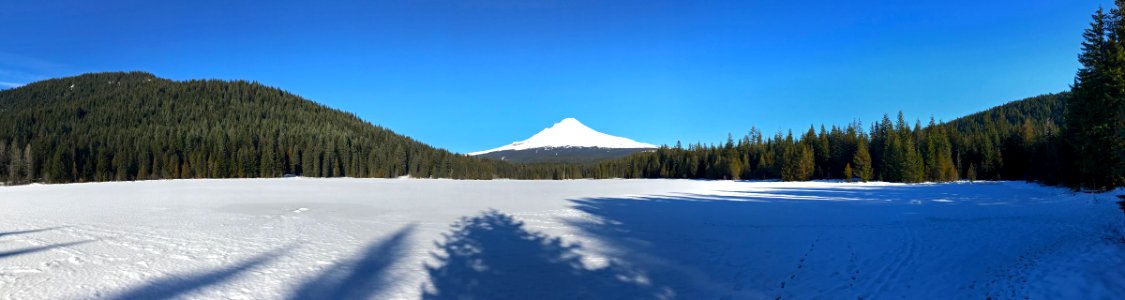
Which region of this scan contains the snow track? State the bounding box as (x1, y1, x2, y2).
(1, 179, 1122, 299)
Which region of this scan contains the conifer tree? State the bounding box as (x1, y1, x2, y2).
(800, 144, 815, 180)
(853, 137, 874, 182)
(901, 132, 925, 183)
(22, 144, 33, 183)
(7, 142, 21, 184)
(1069, 6, 1125, 190)
(0, 141, 8, 184)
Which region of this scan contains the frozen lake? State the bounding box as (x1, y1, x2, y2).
(1, 179, 1122, 299)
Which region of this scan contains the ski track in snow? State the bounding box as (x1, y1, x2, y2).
(0, 179, 1122, 299)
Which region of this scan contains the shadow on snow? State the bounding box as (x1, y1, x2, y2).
(0, 226, 70, 238)
(289, 224, 417, 300)
(110, 245, 295, 300)
(423, 210, 664, 300)
(563, 182, 1101, 299)
(0, 226, 94, 260)
(0, 240, 95, 260)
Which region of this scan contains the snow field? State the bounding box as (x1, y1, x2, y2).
(0, 179, 1122, 299)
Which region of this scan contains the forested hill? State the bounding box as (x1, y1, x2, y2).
(942, 93, 1068, 184)
(0, 72, 1088, 186)
(591, 92, 1073, 185)
(946, 93, 1066, 135)
(0, 72, 533, 183)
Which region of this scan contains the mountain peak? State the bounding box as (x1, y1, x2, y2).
(469, 118, 656, 156)
(557, 117, 582, 125)
(540, 117, 596, 136)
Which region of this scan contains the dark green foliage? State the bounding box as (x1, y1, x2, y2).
(777, 131, 812, 181)
(1067, 6, 1125, 191)
(0, 72, 1087, 186)
(475, 147, 651, 164)
(597, 90, 1076, 184)
(852, 137, 873, 182)
(943, 93, 1071, 184)
(4, 28, 1120, 190)
(0, 72, 590, 183)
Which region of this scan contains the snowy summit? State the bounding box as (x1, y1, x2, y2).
(469, 118, 656, 156)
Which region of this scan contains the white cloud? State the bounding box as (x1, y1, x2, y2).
(0, 81, 23, 88)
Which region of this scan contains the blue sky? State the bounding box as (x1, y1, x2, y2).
(0, 0, 1111, 153)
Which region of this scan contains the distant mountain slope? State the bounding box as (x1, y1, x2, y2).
(595, 92, 1073, 183)
(0, 72, 522, 183)
(945, 93, 1067, 134)
(471, 118, 656, 163)
(0, 72, 1076, 184)
(941, 92, 1069, 183)
(476, 147, 655, 164)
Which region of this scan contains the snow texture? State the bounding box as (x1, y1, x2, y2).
(468, 118, 656, 155)
(0, 179, 1123, 299)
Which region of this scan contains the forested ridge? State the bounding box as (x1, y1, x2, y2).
(590, 93, 1069, 186)
(584, 2, 1125, 191)
(0, 71, 586, 183)
(0, 71, 1078, 186)
(2, 3, 1123, 194)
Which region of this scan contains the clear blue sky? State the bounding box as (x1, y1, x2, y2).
(0, 0, 1111, 153)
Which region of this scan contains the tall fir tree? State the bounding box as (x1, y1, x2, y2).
(852, 137, 874, 182)
(0, 141, 8, 184)
(1069, 6, 1125, 190)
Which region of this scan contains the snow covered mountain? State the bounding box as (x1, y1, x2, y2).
(470, 118, 657, 163)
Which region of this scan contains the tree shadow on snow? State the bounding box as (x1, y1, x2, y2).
(110, 245, 295, 300)
(564, 183, 1087, 299)
(565, 190, 971, 299)
(719, 182, 1069, 206)
(0, 240, 95, 260)
(289, 224, 417, 300)
(0, 226, 70, 238)
(423, 210, 662, 300)
(568, 195, 787, 299)
(0, 226, 95, 260)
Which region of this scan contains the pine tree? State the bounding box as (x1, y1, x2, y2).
(881, 134, 904, 182)
(0, 141, 8, 184)
(799, 144, 815, 180)
(780, 144, 801, 181)
(726, 149, 743, 180)
(853, 137, 874, 182)
(901, 134, 925, 183)
(932, 124, 958, 181)
(1068, 6, 1125, 190)
(7, 141, 20, 184)
(843, 163, 854, 182)
(22, 144, 33, 183)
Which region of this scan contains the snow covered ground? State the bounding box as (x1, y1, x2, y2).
(0, 179, 1122, 299)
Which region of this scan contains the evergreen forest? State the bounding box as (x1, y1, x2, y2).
(1, 4, 1122, 191)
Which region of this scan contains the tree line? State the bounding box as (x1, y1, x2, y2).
(584, 1, 1125, 191)
(587, 93, 1062, 185)
(0, 2, 1121, 189)
(0, 75, 1104, 189)
(0, 72, 592, 184)
(1068, 4, 1125, 191)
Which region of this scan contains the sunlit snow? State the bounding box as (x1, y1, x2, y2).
(1, 179, 1122, 299)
